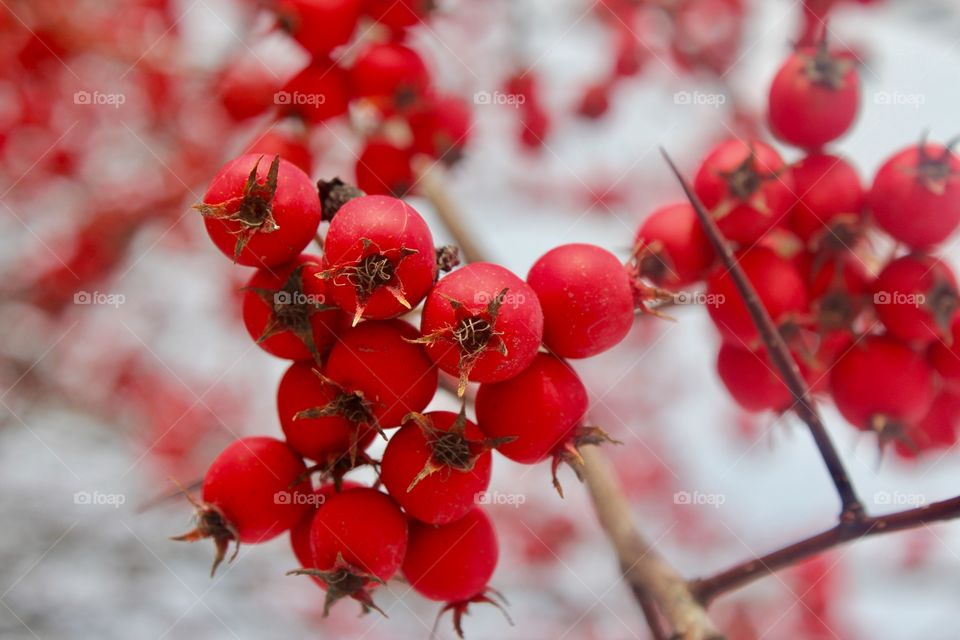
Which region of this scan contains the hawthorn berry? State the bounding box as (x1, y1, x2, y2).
(299, 488, 408, 615)
(290, 481, 362, 578)
(242, 254, 343, 361)
(363, 0, 432, 29)
(354, 140, 416, 197)
(694, 139, 795, 244)
(321, 195, 436, 324)
(717, 343, 793, 413)
(324, 319, 438, 429)
(806, 251, 870, 332)
(829, 334, 935, 441)
(633, 202, 714, 287)
(928, 316, 960, 391)
(381, 410, 503, 524)
(278, 61, 350, 125)
(868, 141, 960, 249)
(788, 153, 864, 248)
(893, 391, 960, 459)
(706, 247, 809, 347)
(217, 59, 279, 122)
(768, 44, 860, 149)
(173, 436, 310, 576)
(576, 82, 612, 119)
(408, 95, 473, 165)
(245, 131, 312, 175)
(197, 154, 321, 267)
(873, 254, 959, 345)
(418, 262, 544, 394)
(527, 243, 634, 358)
(275, 0, 362, 58)
(349, 42, 429, 109)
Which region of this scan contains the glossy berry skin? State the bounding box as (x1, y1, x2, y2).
(242, 254, 343, 361)
(694, 139, 795, 245)
(403, 508, 498, 602)
(277, 361, 376, 462)
(200, 154, 321, 267)
(349, 42, 429, 107)
(829, 335, 935, 432)
(706, 247, 808, 347)
(717, 344, 792, 413)
(324, 320, 438, 429)
(476, 353, 587, 464)
(527, 243, 634, 358)
(634, 203, 714, 287)
(275, 0, 362, 57)
(788, 154, 864, 247)
(290, 481, 362, 572)
(420, 263, 544, 386)
(279, 62, 350, 125)
(202, 437, 310, 543)
(323, 195, 436, 323)
(873, 255, 959, 345)
(354, 141, 415, 197)
(869, 143, 960, 249)
(381, 411, 491, 524)
(928, 316, 960, 391)
(768, 47, 859, 150)
(310, 488, 408, 586)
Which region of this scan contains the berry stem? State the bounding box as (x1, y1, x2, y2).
(413, 156, 486, 264)
(661, 148, 865, 522)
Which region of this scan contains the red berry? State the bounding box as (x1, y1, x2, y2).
(198, 154, 321, 267)
(670, 0, 745, 75)
(403, 507, 498, 602)
(419, 262, 544, 392)
(476, 353, 587, 464)
(894, 391, 960, 459)
(408, 94, 473, 165)
(868, 142, 960, 249)
(277, 361, 376, 463)
(829, 334, 935, 436)
(290, 481, 362, 577)
(279, 61, 351, 125)
(873, 254, 958, 345)
(788, 153, 864, 247)
(218, 59, 279, 122)
(807, 251, 870, 332)
(245, 131, 312, 175)
(322, 195, 436, 324)
(307, 488, 408, 614)
(706, 247, 809, 347)
(694, 139, 795, 244)
(928, 316, 960, 391)
(527, 243, 634, 358)
(174, 436, 309, 575)
(633, 202, 714, 287)
(242, 254, 344, 361)
(324, 319, 438, 428)
(716, 343, 792, 413)
(363, 0, 432, 29)
(275, 0, 362, 57)
(350, 42, 429, 108)
(576, 82, 611, 120)
(381, 411, 494, 524)
(354, 140, 415, 197)
(768, 46, 859, 149)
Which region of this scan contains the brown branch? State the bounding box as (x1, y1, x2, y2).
(691, 494, 960, 604)
(412, 157, 487, 264)
(660, 149, 864, 522)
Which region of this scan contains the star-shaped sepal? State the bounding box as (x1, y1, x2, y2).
(287, 552, 388, 617)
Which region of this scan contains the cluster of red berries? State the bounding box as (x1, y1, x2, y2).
(633, 33, 960, 458)
(176, 131, 664, 630)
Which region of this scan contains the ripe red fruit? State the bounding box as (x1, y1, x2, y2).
(807, 251, 870, 332)
(716, 343, 792, 413)
(788, 153, 864, 248)
(873, 254, 958, 345)
(408, 95, 473, 165)
(768, 45, 859, 149)
(476, 353, 587, 466)
(694, 139, 795, 244)
(403, 507, 498, 602)
(324, 319, 438, 429)
(350, 42, 429, 108)
(418, 262, 544, 393)
(868, 142, 960, 249)
(278, 61, 350, 125)
(706, 247, 809, 347)
(633, 202, 714, 287)
(197, 154, 321, 267)
(290, 481, 362, 581)
(242, 254, 343, 361)
(363, 0, 432, 29)
(894, 391, 960, 459)
(217, 59, 279, 122)
(245, 131, 312, 175)
(304, 488, 408, 614)
(829, 334, 935, 439)
(381, 411, 499, 524)
(173, 436, 309, 575)
(277, 361, 376, 463)
(928, 316, 960, 391)
(670, 0, 745, 75)
(527, 243, 634, 358)
(576, 82, 611, 119)
(354, 140, 415, 197)
(275, 0, 362, 57)
(322, 195, 436, 323)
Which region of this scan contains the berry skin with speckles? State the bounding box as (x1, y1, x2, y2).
(633, 202, 715, 287)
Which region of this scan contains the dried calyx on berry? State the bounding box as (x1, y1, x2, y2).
(799, 39, 856, 90)
(433, 589, 514, 639)
(169, 481, 240, 578)
(293, 370, 384, 461)
(435, 245, 461, 274)
(713, 145, 785, 218)
(194, 155, 281, 260)
(317, 177, 364, 221)
(910, 136, 960, 196)
(297, 450, 379, 493)
(287, 552, 387, 617)
(550, 426, 621, 498)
